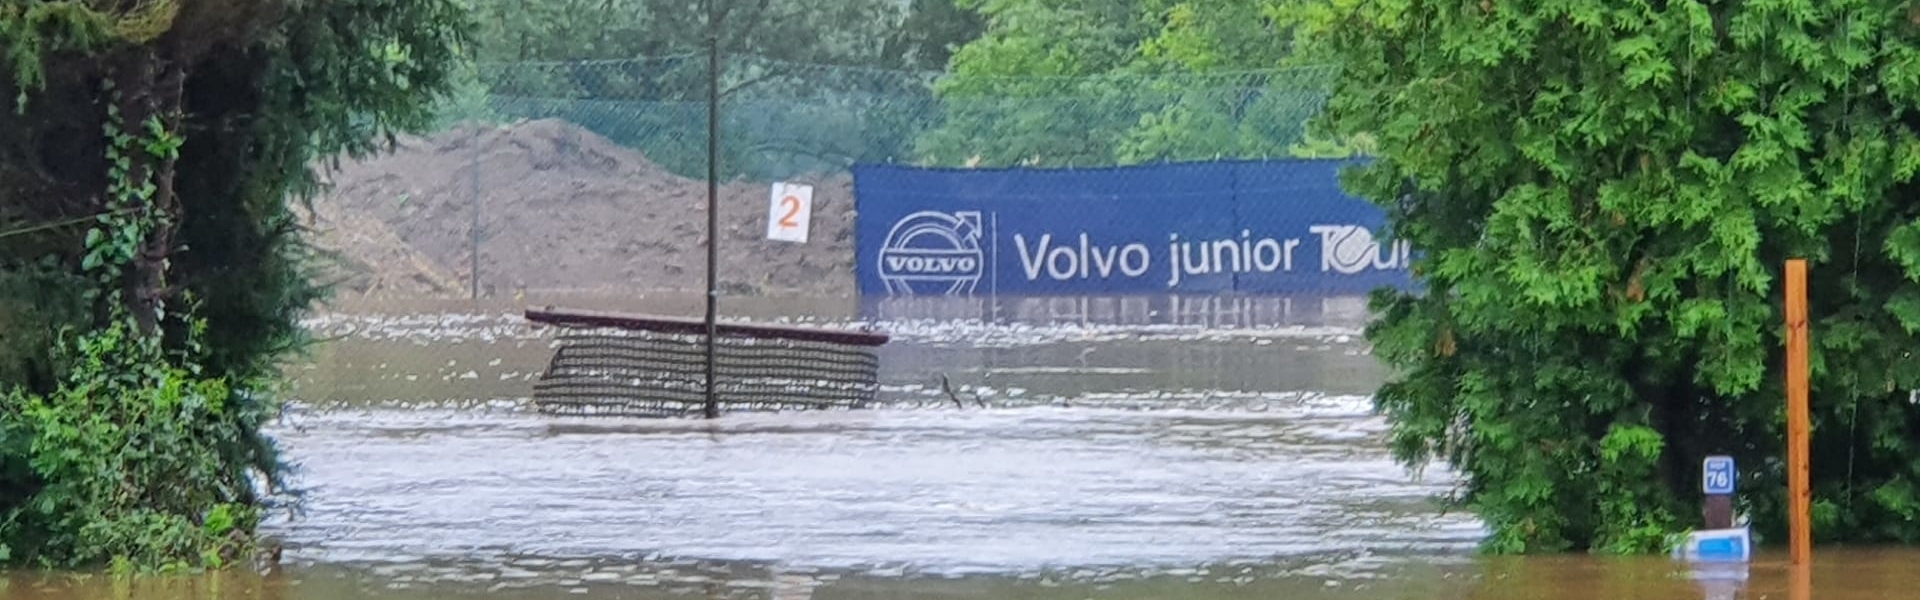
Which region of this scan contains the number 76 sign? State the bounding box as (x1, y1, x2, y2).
(1703, 455, 1736, 495)
(766, 182, 813, 244)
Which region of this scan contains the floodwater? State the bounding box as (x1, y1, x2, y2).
(7, 294, 1920, 599)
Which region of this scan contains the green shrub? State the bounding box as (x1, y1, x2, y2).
(2, 315, 273, 570)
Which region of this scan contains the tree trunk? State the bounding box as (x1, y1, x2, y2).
(110, 52, 187, 336)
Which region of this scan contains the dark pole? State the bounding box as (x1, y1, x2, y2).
(470, 126, 481, 300)
(702, 0, 721, 419)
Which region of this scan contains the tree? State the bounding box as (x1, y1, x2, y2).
(469, 0, 907, 65)
(462, 0, 980, 181)
(0, 0, 470, 568)
(917, 0, 1339, 167)
(1309, 0, 1920, 552)
(914, 0, 1167, 166)
(883, 0, 988, 72)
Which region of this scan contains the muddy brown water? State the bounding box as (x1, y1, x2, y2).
(8, 295, 1919, 599)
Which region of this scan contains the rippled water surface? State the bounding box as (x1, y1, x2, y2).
(267, 398, 1477, 577)
(12, 296, 1920, 599)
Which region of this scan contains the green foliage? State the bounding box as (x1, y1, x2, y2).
(170, 0, 472, 393)
(919, 0, 1343, 167)
(459, 0, 983, 181)
(3, 317, 264, 570)
(888, 0, 988, 71)
(0, 96, 274, 569)
(84, 98, 166, 294)
(0, 1, 113, 107)
(0, 0, 473, 570)
(0, 258, 86, 390)
(427, 56, 498, 130)
(456, 1, 1341, 178)
(917, 0, 1160, 166)
(468, 0, 910, 65)
(1312, 0, 1920, 552)
(1593, 424, 1680, 554)
(270, 0, 472, 161)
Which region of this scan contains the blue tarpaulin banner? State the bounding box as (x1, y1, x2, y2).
(852, 159, 1417, 297)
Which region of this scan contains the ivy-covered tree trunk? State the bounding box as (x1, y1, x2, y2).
(1307, 0, 1920, 552)
(108, 50, 185, 334)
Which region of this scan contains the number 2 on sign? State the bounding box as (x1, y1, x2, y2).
(778, 195, 802, 228)
(766, 182, 812, 243)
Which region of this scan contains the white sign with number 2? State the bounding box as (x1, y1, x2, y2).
(766, 182, 813, 244)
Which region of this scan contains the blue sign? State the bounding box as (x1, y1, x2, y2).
(1679, 527, 1752, 563)
(1703, 455, 1736, 495)
(853, 160, 1419, 297)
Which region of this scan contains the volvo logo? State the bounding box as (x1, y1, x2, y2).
(877, 211, 985, 295)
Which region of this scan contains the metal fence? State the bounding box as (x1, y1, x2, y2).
(524, 307, 886, 417)
(473, 55, 1340, 180)
(305, 54, 1347, 304)
(293, 53, 1399, 419)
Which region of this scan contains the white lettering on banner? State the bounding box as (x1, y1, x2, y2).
(1310, 224, 1411, 275)
(884, 255, 978, 274)
(995, 226, 1407, 291)
(1047, 244, 1077, 280)
(1014, 233, 1049, 280)
(1167, 232, 1304, 287)
(1252, 238, 1297, 272)
(1087, 236, 1121, 278)
(1119, 245, 1151, 277)
(1015, 233, 1156, 282)
(1212, 238, 1242, 273)
(1170, 233, 1213, 287)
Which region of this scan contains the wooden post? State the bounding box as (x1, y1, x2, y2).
(1790, 563, 1812, 600)
(1785, 258, 1812, 565)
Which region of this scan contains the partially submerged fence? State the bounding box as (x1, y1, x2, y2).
(525, 307, 889, 417)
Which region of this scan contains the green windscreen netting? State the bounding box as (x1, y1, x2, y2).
(460, 55, 1340, 182)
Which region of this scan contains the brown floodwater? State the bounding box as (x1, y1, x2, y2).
(6, 549, 1914, 599)
(7, 294, 1918, 599)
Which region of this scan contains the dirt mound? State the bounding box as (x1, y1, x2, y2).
(298, 197, 467, 298)
(311, 118, 857, 298)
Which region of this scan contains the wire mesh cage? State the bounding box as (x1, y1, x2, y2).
(525, 307, 888, 418)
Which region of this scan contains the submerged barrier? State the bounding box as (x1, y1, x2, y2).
(525, 307, 888, 417)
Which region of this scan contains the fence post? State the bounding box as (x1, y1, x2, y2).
(701, 2, 722, 419)
(469, 124, 482, 300)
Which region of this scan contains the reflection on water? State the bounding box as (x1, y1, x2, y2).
(8, 295, 1914, 598)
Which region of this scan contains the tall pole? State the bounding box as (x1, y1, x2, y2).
(470, 126, 481, 300)
(1785, 258, 1812, 565)
(702, 0, 721, 419)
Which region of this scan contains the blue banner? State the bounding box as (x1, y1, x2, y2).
(853, 159, 1416, 297)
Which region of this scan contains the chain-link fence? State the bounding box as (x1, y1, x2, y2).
(473, 55, 1339, 180)
(296, 53, 1395, 416)
(304, 54, 1350, 314)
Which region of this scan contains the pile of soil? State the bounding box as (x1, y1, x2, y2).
(309, 119, 857, 298)
(299, 195, 467, 298)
